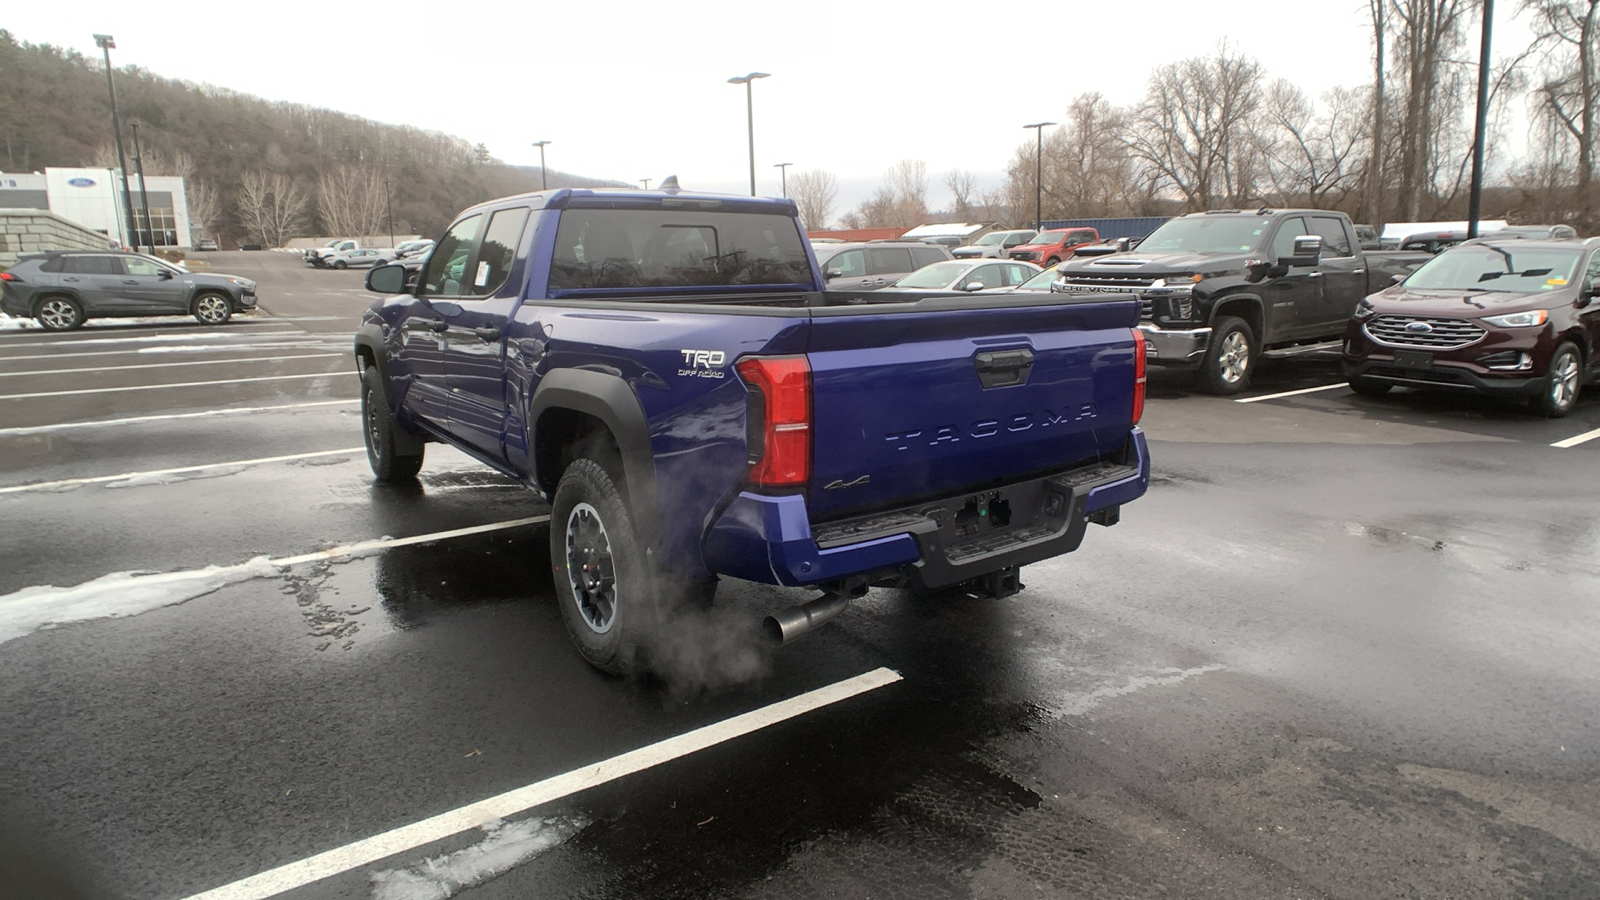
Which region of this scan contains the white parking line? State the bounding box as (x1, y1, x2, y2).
(0, 400, 359, 437)
(0, 447, 366, 494)
(0, 329, 303, 350)
(1552, 427, 1600, 449)
(0, 353, 340, 378)
(180, 667, 902, 900)
(1235, 383, 1350, 403)
(0, 370, 346, 400)
(0, 343, 337, 362)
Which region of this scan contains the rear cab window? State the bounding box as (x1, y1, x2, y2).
(548, 208, 812, 292)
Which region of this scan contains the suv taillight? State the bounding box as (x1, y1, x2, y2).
(0, 272, 18, 282)
(1131, 328, 1147, 426)
(736, 355, 812, 487)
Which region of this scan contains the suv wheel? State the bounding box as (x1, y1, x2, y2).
(1533, 342, 1583, 418)
(1198, 316, 1255, 395)
(551, 458, 659, 675)
(35, 296, 85, 331)
(192, 293, 232, 326)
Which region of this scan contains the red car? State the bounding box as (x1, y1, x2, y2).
(1007, 227, 1100, 266)
(1342, 237, 1600, 416)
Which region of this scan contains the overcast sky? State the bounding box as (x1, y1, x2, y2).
(8, 1, 1535, 212)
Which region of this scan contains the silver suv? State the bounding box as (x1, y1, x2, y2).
(0, 251, 257, 330)
(814, 241, 952, 290)
(952, 229, 1038, 259)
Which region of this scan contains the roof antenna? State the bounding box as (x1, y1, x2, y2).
(658, 175, 681, 193)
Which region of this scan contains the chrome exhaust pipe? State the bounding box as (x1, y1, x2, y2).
(762, 593, 850, 645)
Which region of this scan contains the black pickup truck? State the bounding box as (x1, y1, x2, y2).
(1053, 209, 1430, 393)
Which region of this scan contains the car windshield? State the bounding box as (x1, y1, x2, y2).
(1137, 216, 1272, 253)
(1028, 231, 1068, 245)
(1402, 245, 1582, 292)
(1017, 268, 1058, 290)
(894, 261, 968, 288)
(973, 233, 1008, 246)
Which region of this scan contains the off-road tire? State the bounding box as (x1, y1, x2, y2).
(361, 366, 424, 482)
(1532, 341, 1582, 418)
(1198, 315, 1255, 395)
(35, 296, 84, 331)
(550, 458, 667, 675)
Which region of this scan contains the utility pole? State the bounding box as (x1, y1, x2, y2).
(130, 122, 155, 253)
(1466, 0, 1494, 238)
(384, 179, 395, 247)
(1024, 122, 1055, 231)
(94, 34, 138, 251)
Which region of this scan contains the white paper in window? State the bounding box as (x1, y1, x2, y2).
(475, 261, 490, 286)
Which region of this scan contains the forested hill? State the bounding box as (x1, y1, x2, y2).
(0, 31, 622, 244)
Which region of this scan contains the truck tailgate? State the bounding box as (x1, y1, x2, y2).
(804, 299, 1140, 520)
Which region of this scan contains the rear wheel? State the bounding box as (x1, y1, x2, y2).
(332, 259, 348, 270)
(1532, 342, 1582, 418)
(361, 366, 424, 482)
(192, 293, 232, 326)
(35, 296, 84, 331)
(551, 458, 659, 675)
(1198, 315, 1255, 395)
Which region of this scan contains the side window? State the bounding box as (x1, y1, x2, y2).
(867, 247, 913, 275)
(1004, 264, 1033, 286)
(964, 265, 1004, 290)
(63, 255, 118, 275)
(39, 257, 65, 273)
(1072, 230, 1096, 246)
(827, 249, 866, 277)
(471, 207, 531, 296)
(1003, 233, 1032, 248)
(909, 247, 947, 268)
(1586, 252, 1600, 289)
(422, 214, 483, 296)
(1309, 218, 1352, 257)
(123, 257, 165, 277)
(1271, 217, 1308, 260)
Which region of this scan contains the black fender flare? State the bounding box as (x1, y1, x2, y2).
(529, 368, 661, 551)
(1207, 292, 1266, 340)
(352, 322, 393, 404)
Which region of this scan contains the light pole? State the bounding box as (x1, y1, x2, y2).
(1023, 122, 1055, 231)
(1465, 0, 1494, 238)
(531, 140, 552, 190)
(383, 179, 395, 247)
(727, 72, 770, 196)
(94, 34, 138, 251)
(640, 178, 652, 190)
(129, 121, 154, 253)
(773, 162, 792, 198)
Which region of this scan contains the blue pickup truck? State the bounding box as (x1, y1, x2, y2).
(354, 186, 1150, 674)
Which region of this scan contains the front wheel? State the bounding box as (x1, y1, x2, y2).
(193, 293, 232, 326)
(361, 366, 424, 482)
(1198, 316, 1255, 395)
(1532, 342, 1583, 418)
(1348, 376, 1393, 396)
(1044, 257, 1060, 267)
(332, 260, 348, 270)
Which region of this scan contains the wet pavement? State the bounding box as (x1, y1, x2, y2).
(2, 251, 1597, 899)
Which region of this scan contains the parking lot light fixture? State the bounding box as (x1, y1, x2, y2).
(94, 34, 139, 251)
(728, 73, 770, 196)
(532, 140, 552, 190)
(640, 178, 652, 190)
(773, 162, 792, 198)
(1024, 122, 1055, 232)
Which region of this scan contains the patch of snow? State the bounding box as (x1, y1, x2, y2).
(0, 313, 38, 331)
(369, 816, 585, 900)
(102, 465, 249, 489)
(0, 557, 282, 645)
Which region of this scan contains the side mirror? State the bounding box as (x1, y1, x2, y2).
(1391, 272, 1407, 285)
(1115, 237, 1132, 252)
(1579, 284, 1599, 308)
(1278, 234, 1322, 268)
(366, 263, 410, 295)
(825, 268, 842, 280)
(157, 269, 173, 280)
(961, 281, 986, 292)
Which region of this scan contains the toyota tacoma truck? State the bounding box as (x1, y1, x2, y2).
(1053, 209, 1430, 393)
(354, 186, 1150, 674)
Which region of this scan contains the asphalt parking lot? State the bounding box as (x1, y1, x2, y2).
(3, 251, 1598, 899)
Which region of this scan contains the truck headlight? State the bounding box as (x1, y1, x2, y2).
(1482, 310, 1548, 328)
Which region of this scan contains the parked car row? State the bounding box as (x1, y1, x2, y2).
(303, 239, 435, 269)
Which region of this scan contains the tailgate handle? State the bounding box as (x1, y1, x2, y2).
(974, 349, 1035, 388)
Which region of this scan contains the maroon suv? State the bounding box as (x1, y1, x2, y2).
(1342, 238, 1600, 416)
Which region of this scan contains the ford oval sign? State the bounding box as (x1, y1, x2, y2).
(67, 177, 97, 187)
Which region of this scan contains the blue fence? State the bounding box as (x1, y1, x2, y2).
(1039, 216, 1169, 240)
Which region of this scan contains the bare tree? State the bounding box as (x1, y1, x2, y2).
(1256, 81, 1369, 208)
(944, 169, 979, 218)
(1521, 0, 1600, 230)
(1387, 0, 1475, 219)
(1124, 44, 1266, 208)
(789, 169, 838, 229)
(1051, 93, 1138, 216)
(237, 171, 308, 247)
(845, 160, 931, 228)
(316, 165, 387, 238)
(185, 179, 221, 239)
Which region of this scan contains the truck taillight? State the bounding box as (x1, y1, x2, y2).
(736, 355, 811, 487)
(1131, 328, 1147, 426)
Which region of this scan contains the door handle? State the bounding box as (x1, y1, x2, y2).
(1308, 272, 1323, 279)
(474, 326, 502, 342)
(123, 279, 139, 284)
(62, 277, 80, 282)
(404, 319, 447, 333)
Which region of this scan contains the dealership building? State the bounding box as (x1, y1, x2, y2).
(0, 166, 194, 252)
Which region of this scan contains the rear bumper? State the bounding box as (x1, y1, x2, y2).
(702, 430, 1150, 589)
(1139, 324, 1211, 368)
